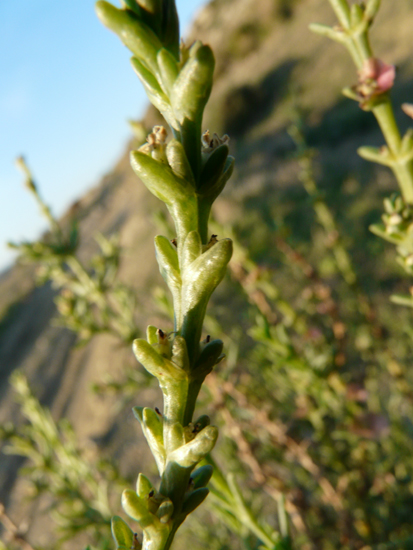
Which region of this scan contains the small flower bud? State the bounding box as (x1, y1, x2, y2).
(139, 126, 168, 163)
(356, 58, 396, 103)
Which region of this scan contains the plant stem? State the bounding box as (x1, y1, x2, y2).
(333, 5, 413, 204)
(373, 99, 402, 155)
(329, 0, 351, 29)
(393, 162, 413, 204)
(370, 100, 413, 202)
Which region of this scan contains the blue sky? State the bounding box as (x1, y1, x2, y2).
(0, 0, 207, 272)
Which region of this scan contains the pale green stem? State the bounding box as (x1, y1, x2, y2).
(327, 0, 362, 66)
(373, 101, 413, 203)
(277, 494, 289, 540)
(162, 379, 187, 436)
(162, 522, 182, 550)
(228, 473, 277, 549)
(240, 512, 277, 549)
(328, 0, 351, 29)
(373, 100, 402, 155)
(337, 9, 413, 204)
(183, 379, 203, 426)
(352, 26, 373, 63)
(30, 186, 62, 238)
(345, 38, 363, 68)
(392, 162, 413, 205)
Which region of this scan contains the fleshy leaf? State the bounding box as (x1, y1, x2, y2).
(111, 515, 134, 549)
(122, 489, 150, 522)
(122, 490, 171, 547)
(137, 473, 154, 498)
(155, 235, 181, 296)
(181, 487, 209, 516)
(181, 239, 232, 358)
(182, 230, 203, 269)
(157, 499, 174, 523)
(133, 339, 187, 381)
(168, 425, 218, 468)
(166, 421, 185, 452)
(198, 144, 229, 194)
(171, 336, 190, 372)
(96, 2, 162, 73)
(191, 464, 214, 489)
(130, 150, 198, 239)
(161, 0, 180, 59)
(157, 48, 179, 95)
(133, 406, 166, 474)
(136, 0, 163, 37)
(358, 146, 394, 166)
(147, 325, 158, 345)
(171, 42, 215, 124)
(166, 139, 195, 187)
(193, 339, 224, 379)
(130, 58, 175, 127)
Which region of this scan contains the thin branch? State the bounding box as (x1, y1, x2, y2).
(0, 503, 35, 550)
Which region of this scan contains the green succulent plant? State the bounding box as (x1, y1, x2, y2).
(95, 1, 236, 547)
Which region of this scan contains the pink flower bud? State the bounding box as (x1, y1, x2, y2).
(357, 58, 395, 97)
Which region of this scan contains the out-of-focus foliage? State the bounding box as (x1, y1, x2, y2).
(9, 158, 139, 346)
(0, 373, 125, 549)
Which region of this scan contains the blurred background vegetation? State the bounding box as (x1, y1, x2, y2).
(2, 1, 413, 549)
